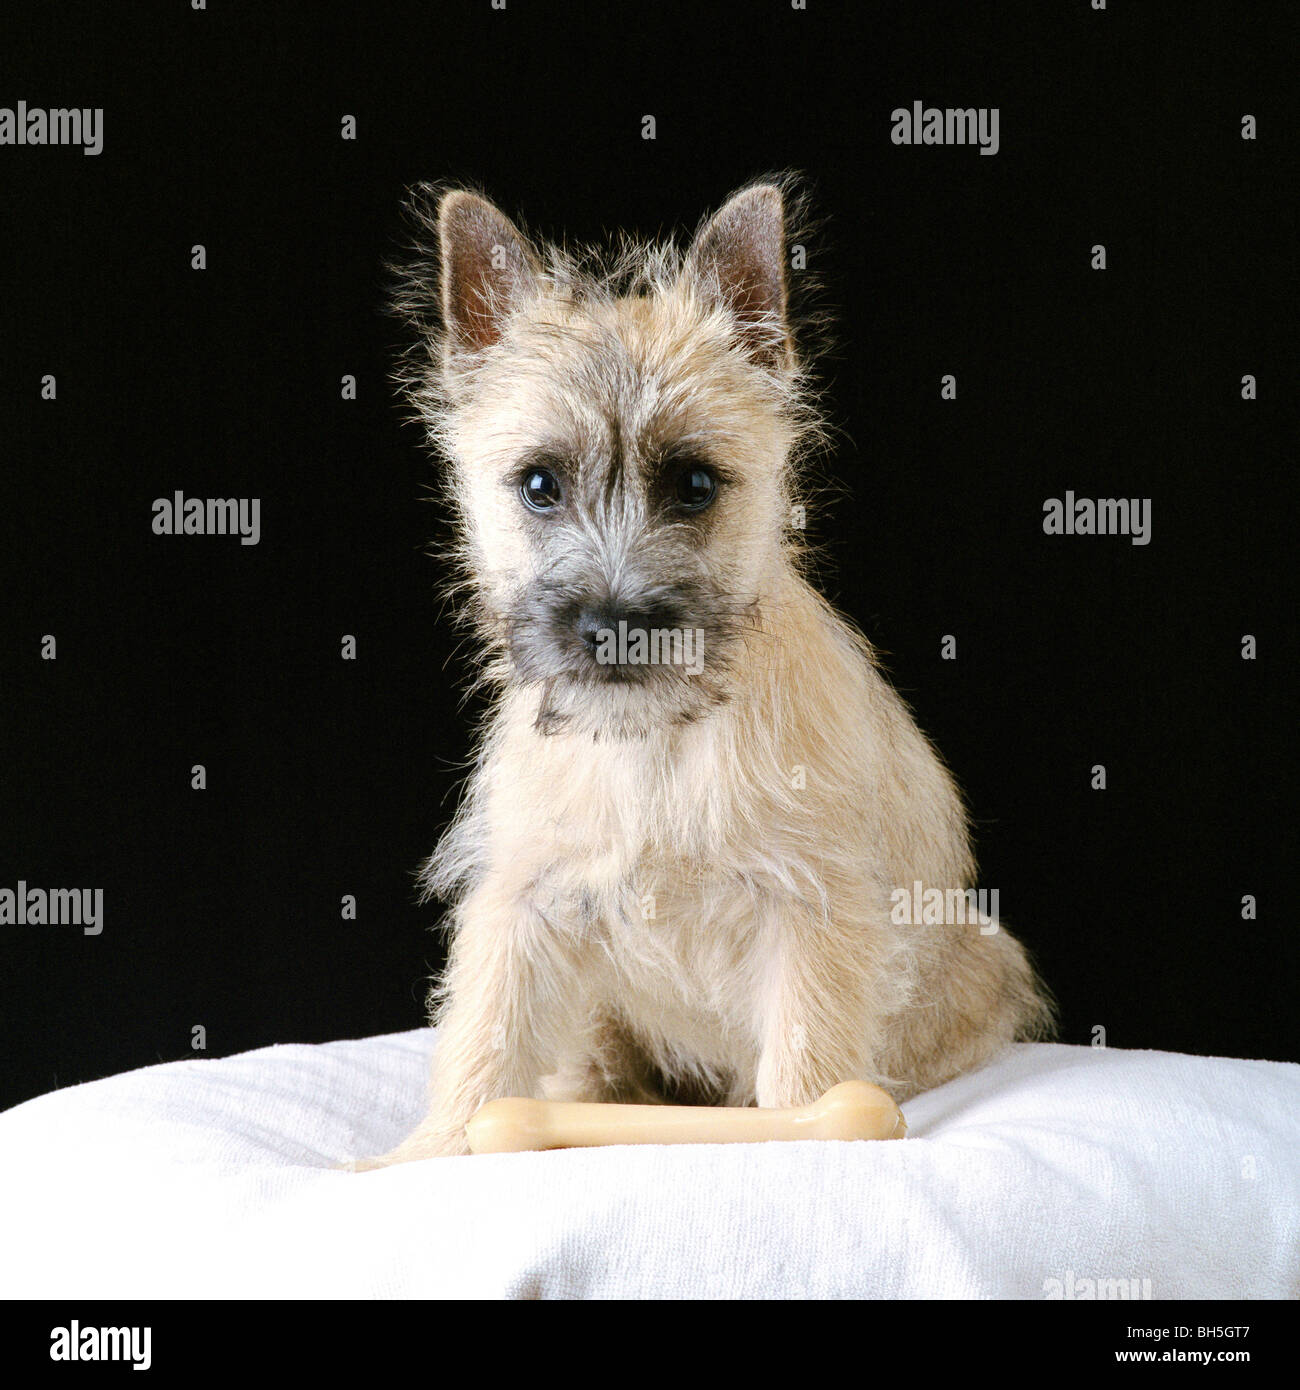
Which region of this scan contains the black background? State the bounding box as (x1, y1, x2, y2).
(1, 1, 1292, 1114)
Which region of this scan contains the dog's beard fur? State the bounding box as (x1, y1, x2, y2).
(502, 528, 760, 739)
(357, 176, 1055, 1167)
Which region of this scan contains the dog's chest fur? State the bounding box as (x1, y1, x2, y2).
(498, 701, 777, 1055)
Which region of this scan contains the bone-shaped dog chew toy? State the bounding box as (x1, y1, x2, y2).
(465, 1080, 906, 1154)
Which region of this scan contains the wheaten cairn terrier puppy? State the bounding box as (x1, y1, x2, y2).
(359, 178, 1052, 1165)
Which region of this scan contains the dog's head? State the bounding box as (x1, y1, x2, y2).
(396, 180, 821, 738)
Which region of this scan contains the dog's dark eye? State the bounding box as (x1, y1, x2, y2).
(521, 468, 562, 511)
(675, 465, 717, 511)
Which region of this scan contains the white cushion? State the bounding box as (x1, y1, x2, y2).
(1, 1030, 1295, 1298)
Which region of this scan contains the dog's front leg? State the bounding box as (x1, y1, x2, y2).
(753, 902, 889, 1110)
(353, 881, 581, 1166)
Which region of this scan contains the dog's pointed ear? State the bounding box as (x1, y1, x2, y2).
(438, 191, 538, 354)
(687, 183, 792, 372)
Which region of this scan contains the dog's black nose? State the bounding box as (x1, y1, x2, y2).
(574, 607, 613, 651)
(574, 605, 678, 658)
